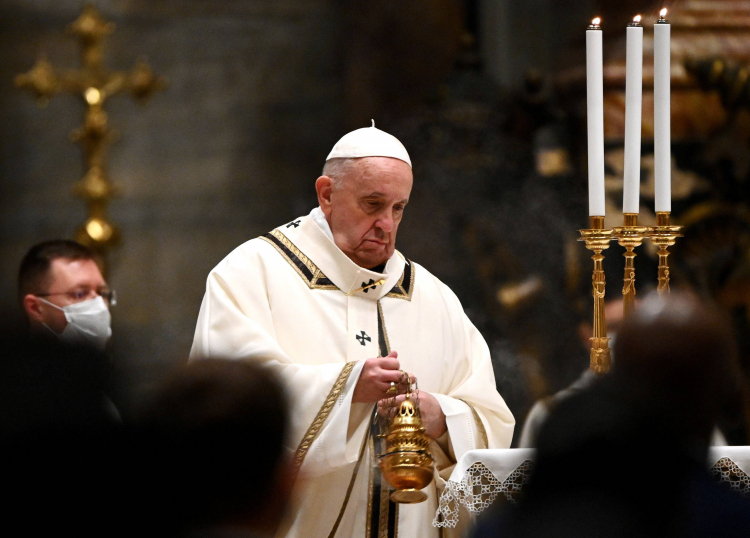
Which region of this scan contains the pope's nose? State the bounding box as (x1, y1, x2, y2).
(376, 215, 394, 233)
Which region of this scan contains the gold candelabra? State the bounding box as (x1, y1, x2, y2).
(612, 214, 649, 317)
(648, 212, 683, 294)
(578, 216, 614, 374)
(580, 212, 683, 374)
(15, 4, 166, 264)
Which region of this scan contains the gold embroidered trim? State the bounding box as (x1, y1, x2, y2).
(261, 230, 413, 299)
(260, 230, 339, 291)
(292, 361, 357, 480)
(404, 262, 415, 298)
(385, 260, 414, 301)
(393, 503, 399, 538)
(327, 430, 370, 538)
(378, 482, 391, 538)
(376, 300, 391, 356)
(366, 435, 375, 538)
(270, 229, 316, 274)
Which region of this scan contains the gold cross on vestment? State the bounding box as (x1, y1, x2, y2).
(15, 4, 166, 262)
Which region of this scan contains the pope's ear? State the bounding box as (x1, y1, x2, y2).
(316, 175, 334, 211)
(23, 294, 44, 323)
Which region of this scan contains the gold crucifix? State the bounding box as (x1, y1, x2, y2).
(15, 4, 166, 263)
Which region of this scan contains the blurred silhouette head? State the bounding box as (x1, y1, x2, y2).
(0, 331, 121, 536)
(613, 291, 740, 442)
(0, 330, 114, 437)
(477, 293, 750, 538)
(137, 358, 291, 537)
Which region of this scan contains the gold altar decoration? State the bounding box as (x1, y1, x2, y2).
(578, 216, 613, 374)
(15, 4, 166, 260)
(612, 213, 648, 317)
(580, 211, 682, 373)
(648, 212, 683, 294)
(685, 57, 750, 112)
(379, 379, 435, 504)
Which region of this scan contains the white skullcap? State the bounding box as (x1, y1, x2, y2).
(326, 120, 411, 167)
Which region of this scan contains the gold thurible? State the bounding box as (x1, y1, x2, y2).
(612, 214, 648, 317)
(647, 212, 683, 294)
(378, 373, 435, 504)
(578, 216, 614, 374)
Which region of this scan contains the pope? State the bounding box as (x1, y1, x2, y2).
(190, 122, 515, 538)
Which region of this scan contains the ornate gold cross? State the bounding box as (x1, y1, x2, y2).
(15, 4, 166, 260)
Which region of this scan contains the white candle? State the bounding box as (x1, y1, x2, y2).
(654, 9, 671, 212)
(586, 18, 605, 217)
(623, 16, 643, 215)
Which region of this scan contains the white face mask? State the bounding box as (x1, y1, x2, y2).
(39, 296, 112, 351)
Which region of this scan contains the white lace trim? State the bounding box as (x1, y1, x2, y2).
(710, 456, 750, 495)
(433, 456, 750, 528)
(433, 460, 535, 528)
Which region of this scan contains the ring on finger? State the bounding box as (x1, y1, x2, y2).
(386, 381, 397, 395)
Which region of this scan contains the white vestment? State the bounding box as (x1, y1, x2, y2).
(190, 209, 515, 538)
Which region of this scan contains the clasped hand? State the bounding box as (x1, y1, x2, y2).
(352, 351, 447, 439)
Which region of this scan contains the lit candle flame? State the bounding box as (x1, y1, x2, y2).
(592, 17, 601, 26)
(633, 15, 642, 23)
(660, 8, 668, 18)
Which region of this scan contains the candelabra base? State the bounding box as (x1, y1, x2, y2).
(590, 336, 612, 374)
(578, 216, 614, 374)
(613, 214, 648, 317)
(648, 212, 683, 294)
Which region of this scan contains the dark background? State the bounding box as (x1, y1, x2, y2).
(3, 0, 750, 445)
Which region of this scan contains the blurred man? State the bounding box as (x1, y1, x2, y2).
(19, 239, 115, 350)
(135, 359, 292, 538)
(472, 292, 750, 538)
(517, 299, 625, 448)
(519, 296, 730, 447)
(191, 123, 515, 538)
(0, 332, 123, 537)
